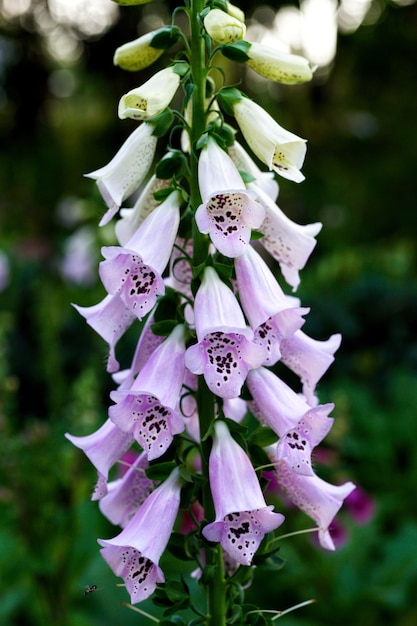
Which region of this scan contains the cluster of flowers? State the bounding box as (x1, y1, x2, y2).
(67, 0, 355, 607)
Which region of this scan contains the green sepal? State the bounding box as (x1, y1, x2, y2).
(172, 60, 190, 78)
(145, 461, 177, 481)
(196, 132, 209, 150)
(150, 25, 182, 50)
(150, 319, 178, 336)
(239, 169, 257, 184)
(248, 426, 278, 448)
(216, 87, 243, 116)
(153, 186, 177, 202)
(150, 108, 175, 137)
(228, 605, 243, 624)
(221, 40, 251, 63)
(156, 150, 187, 179)
(211, 123, 236, 148)
(184, 82, 195, 108)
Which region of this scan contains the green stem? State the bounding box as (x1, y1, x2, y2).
(188, 3, 226, 623)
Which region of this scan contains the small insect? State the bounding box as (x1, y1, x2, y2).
(83, 584, 98, 596)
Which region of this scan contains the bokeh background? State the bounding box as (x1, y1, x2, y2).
(1, 0, 417, 624)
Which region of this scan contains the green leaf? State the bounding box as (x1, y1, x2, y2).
(239, 170, 257, 184)
(216, 87, 243, 116)
(250, 230, 265, 241)
(248, 426, 278, 448)
(154, 186, 177, 202)
(156, 150, 186, 179)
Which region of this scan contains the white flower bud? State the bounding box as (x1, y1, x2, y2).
(203, 8, 246, 44)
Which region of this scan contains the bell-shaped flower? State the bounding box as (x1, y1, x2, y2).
(235, 245, 308, 365)
(267, 448, 355, 550)
(280, 330, 342, 406)
(219, 90, 306, 183)
(247, 366, 334, 475)
(203, 8, 246, 44)
(65, 418, 134, 499)
(73, 294, 136, 373)
(113, 27, 180, 72)
(252, 183, 322, 290)
(109, 325, 186, 460)
(223, 41, 313, 85)
(195, 137, 265, 258)
(85, 123, 157, 226)
(115, 175, 170, 246)
(228, 140, 279, 202)
(99, 190, 180, 320)
(98, 467, 183, 604)
(99, 451, 156, 528)
(202, 420, 284, 565)
(118, 66, 181, 121)
(185, 267, 265, 399)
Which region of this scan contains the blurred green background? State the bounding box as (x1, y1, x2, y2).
(1, 0, 416, 624)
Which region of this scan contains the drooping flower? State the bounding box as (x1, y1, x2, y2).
(195, 137, 265, 258)
(98, 467, 183, 604)
(202, 420, 284, 565)
(234, 244, 308, 365)
(218, 89, 307, 183)
(222, 41, 313, 85)
(99, 451, 156, 528)
(280, 329, 342, 406)
(85, 123, 157, 226)
(267, 447, 355, 550)
(99, 190, 180, 320)
(185, 267, 265, 399)
(73, 294, 136, 373)
(118, 66, 181, 121)
(113, 27, 180, 72)
(65, 418, 133, 499)
(109, 324, 186, 460)
(251, 183, 322, 290)
(203, 8, 246, 44)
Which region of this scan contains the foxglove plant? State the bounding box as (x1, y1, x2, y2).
(67, 0, 355, 622)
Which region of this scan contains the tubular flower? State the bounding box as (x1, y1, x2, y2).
(109, 325, 186, 460)
(99, 190, 180, 320)
(73, 294, 135, 373)
(65, 419, 133, 499)
(118, 66, 181, 121)
(111, 0, 154, 5)
(252, 183, 322, 291)
(98, 467, 183, 604)
(203, 9, 246, 44)
(99, 452, 156, 528)
(267, 447, 356, 551)
(280, 330, 342, 406)
(85, 123, 157, 226)
(114, 27, 180, 72)
(234, 244, 308, 365)
(202, 420, 284, 565)
(184, 267, 265, 399)
(219, 90, 307, 182)
(195, 137, 265, 258)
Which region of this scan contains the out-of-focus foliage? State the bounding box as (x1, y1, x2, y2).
(0, 0, 416, 625)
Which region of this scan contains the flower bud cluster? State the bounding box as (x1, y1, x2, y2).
(67, 0, 355, 610)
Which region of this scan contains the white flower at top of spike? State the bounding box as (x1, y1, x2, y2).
(118, 66, 181, 121)
(203, 8, 246, 44)
(195, 137, 265, 258)
(218, 89, 307, 183)
(222, 41, 313, 85)
(252, 182, 322, 291)
(85, 123, 157, 226)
